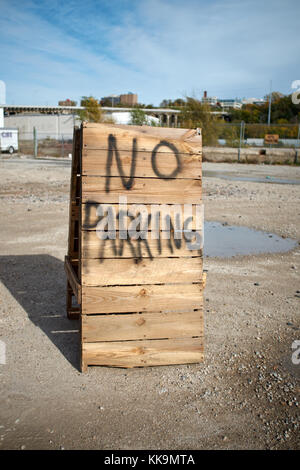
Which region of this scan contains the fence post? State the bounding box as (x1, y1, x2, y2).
(33, 127, 38, 158)
(238, 121, 244, 162)
(61, 135, 64, 158)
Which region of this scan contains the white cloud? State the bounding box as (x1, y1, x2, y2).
(0, 0, 299, 105)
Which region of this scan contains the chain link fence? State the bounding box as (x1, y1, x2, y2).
(18, 131, 73, 158)
(3, 123, 300, 159)
(215, 122, 300, 148)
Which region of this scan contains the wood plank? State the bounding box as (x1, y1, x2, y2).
(67, 127, 81, 260)
(66, 281, 80, 320)
(82, 149, 201, 178)
(82, 283, 204, 314)
(82, 337, 204, 368)
(81, 230, 203, 259)
(82, 310, 203, 342)
(81, 257, 202, 286)
(82, 123, 202, 155)
(114, 125, 202, 144)
(82, 176, 202, 204)
(81, 203, 203, 231)
(64, 256, 81, 304)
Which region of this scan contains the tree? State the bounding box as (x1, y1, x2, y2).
(229, 92, 300, 124)
(130, 108, 147, 125)
(180, 98, 219, 146)
(160, 98, 185, 108)
(79, 96, 102, 122)
(222, 125, 239, 147)
(160, 99, 172, 108)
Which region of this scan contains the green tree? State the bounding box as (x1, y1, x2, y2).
(222, 125, 239, 147)
(79, 96, 102, 122)
(180, 98, 219, 146)
(130, 108, 147, 125)
(229, 92, 300, 124)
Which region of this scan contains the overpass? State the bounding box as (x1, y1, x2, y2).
(0, 104, 229, 128)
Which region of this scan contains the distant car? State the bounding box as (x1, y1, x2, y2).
(0, 128, 18, 154)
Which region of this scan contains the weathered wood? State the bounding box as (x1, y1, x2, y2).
(82, 283, 204, 314)
(82, 149, 201, 178)
(82, 257, 203, 286)
(66, 127, 82, 317)
(66, 281, 80, 320)
(82, 123, 202, 155)
(65, 122, 204, 371)
(64, 257, 81, 304)
(81, 203, 203, 231)
(81, 230, 202, 259)
(82, 337, 204, 368)
(82, 176, 202, 204)
(82, 311, 203, 342)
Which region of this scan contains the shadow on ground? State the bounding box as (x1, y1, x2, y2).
(0, 255, 79, 370)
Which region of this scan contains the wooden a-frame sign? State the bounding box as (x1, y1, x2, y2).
(65, 122, 205, 371)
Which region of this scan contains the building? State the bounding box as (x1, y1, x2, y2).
(1, 104, 180, 138)
(101, 92, 138, 107)
(4, 113, 79, 140)
(58, 99, 77, 106)
(242, 97, 266, 106)
(100, 95, 120, 106)
(218, 99, 242, 109)
(119, 92, 138, 106)
(201, 91, 218, 106)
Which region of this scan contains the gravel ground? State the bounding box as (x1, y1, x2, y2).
(0, 157, 299, 450)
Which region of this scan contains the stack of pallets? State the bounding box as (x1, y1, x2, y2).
(65, 123, 205, 371)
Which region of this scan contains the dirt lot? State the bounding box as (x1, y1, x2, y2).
(0, 157, 299, 450)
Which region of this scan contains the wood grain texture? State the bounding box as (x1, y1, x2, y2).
(67, 123, 204, 370)
(81, 230, 203, 260)
(82, 123, 202, 155)
(82, 283, 203, 313)
(82, 176, 202, 204)
(82, 257, 203, 286)
(82, 149, 201, 178)
(82, 311, 203, 342)
(81, 203, 203, 231)
(64, 256, 81, 302)
(82, 337, 204, 368)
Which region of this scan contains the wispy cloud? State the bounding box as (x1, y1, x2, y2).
(0, 0, 299, 105)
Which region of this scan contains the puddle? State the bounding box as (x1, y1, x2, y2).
(203, 171, 300, 185)
(204, 221, 298, 258)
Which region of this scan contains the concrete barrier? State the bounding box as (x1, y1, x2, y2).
(203, 146, 298, 164)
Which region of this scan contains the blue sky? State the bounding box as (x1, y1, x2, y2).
(0, 0, 299, 106)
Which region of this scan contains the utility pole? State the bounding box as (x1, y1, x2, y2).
(295, 123, 300, 164)
(268, 80, 272, 125)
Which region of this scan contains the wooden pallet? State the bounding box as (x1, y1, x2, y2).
(65, 123, 205, 371)
(65, 127, 81, 320)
